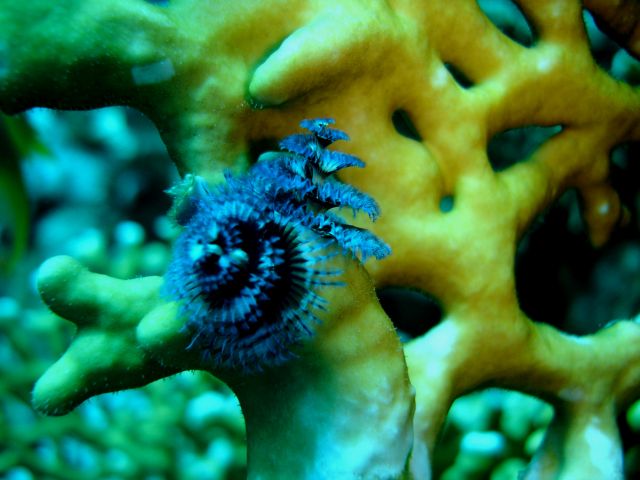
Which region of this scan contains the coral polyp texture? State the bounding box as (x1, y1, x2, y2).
(1, 0, 640, 479)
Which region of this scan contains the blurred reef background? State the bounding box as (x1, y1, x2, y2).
(1, 1, 640, 479)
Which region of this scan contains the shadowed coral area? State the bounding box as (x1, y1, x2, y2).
(1, 0, 640, 479)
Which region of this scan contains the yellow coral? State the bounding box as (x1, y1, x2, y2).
(2, 0, 640, 478)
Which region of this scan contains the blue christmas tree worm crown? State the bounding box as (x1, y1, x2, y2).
(164, 118, 391, 372)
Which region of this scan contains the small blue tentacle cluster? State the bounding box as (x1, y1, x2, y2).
(164, 118, 390, 371)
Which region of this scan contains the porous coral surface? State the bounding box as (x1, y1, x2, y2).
(1, 1, 640, 479)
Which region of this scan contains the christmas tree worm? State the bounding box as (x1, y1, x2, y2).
(1, 0, 640, 478)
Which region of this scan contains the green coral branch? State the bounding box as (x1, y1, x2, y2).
(35, 254, 416, 478)
(2, 0, 640, 478)
(33, 256, 185, 415)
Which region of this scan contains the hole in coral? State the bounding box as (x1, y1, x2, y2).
(610, 143, 640, 218)
(567, 142, 640, 334)
(610, 49, 640, 85)
(433, 389, 553, 479)
(439, 195, 454, 213)
(392, 109, 422, 142)
(477, 0, 535, 47)
(516, 190, 593, 333)
(377, 286, 443, 341)
(583, 10, 640, 86)
(565, 241, 640, 334)
(619, 406, 640, 478)
(487, 125, 562, 172)
(247, 138, 279, 165)
(444, 63, 474, 89)
(583, 10, 623, 73)
(515, 154, 640, 336)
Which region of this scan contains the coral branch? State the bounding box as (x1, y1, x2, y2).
(2, 0, 639, 477)
(34, 256, 184, 415)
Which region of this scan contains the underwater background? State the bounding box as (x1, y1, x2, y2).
(1, 1, 640, 479)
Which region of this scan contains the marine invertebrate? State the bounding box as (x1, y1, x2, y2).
(1, 0, 639, 478)
(165, 118, 390, 371)
(28, 118, 413, 479)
